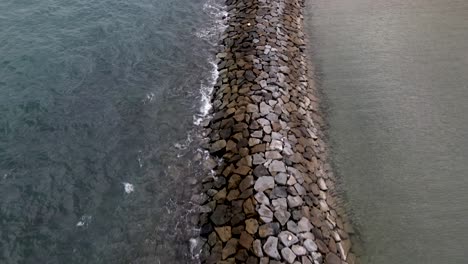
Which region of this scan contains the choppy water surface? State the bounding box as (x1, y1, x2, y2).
(305, 0, 468, 263)
(0, 0, 225, 263)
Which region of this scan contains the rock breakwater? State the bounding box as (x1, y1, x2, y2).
(196, 0, 356, 263)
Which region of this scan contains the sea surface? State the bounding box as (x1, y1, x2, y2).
(305, 0, 468, 263)
(0, 0, 225, 263)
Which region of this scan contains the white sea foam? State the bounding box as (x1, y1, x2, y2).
(194, 59, 218, 125)
(76, 215, 92, 227)
(122, 182, 134, 194)
(193, 0, 227, 126)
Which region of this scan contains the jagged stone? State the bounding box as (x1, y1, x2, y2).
(281, 247, 296, 263)
(239, 231, 254, 249)
(259, 222, 281, 238)
(258, 204, 273, 223)
(274, 209, 291, 226)
(211, 205, 232, 226)
(325, 253, 341, 264)
(269, 160, 286, 173)
(287, 195, 303, 208)
(298, 217, 313, 232)
(215, 226, 232, 242)
(254, 176, 275, 192)
(253, 239, 264, 257)
(222, 238, 238, 260)
(292, 245, 307, 256)
(245, 218, 259, 234)
(278, 231, 299, 247)
(263, 236, 281, 260)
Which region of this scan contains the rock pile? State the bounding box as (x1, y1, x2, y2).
(196, 0, 356, 263)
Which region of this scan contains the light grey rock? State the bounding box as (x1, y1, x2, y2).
(269, 140, 283, 151)
(258, 204, 273, 223)
(269, 160, 286, 173)
(292, 245, 307, 256)
(281, 247, 296, 263)
(298, 217, 313, 232)
(287, 220, 299, 234)
(301, 256, 313, 264)
(254, 176, 275, 192)
(304, 239, 318, 252)
(279, 66, 290, 74)
(263, 236, 281, 260)
(272, 198, 288, 211)
(294, 183, 307, 196)
(287, 176, 297, 186)
(287, 196, 303, 208)
(278, 231, 299, 247)
(318, 178, 327, 190)
(252, 130, 263, 138)
(254, 191, 270, 206)
(319, 199, 330, 211)
(298, 232, 315, 240)
(253, 154, 266, 165)
(260, 102, 272, 116)
(253, 239, 264, 257)
(265, 151, 282, 160)
(249, 138, 262, 146)
(274, 209, 291, 226)
(275, 173, 288, 185)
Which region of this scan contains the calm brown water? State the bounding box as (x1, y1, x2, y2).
(305, 0, 468, 263)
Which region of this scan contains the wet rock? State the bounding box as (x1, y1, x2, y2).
(263, 236, 281, 260)
(211, 140, 227, 153)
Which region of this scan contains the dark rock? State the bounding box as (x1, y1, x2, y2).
(211, 205, 232, 226)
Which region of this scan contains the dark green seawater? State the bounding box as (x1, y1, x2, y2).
(0, 0, 225, 263)
(305, 0, 468, 263)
